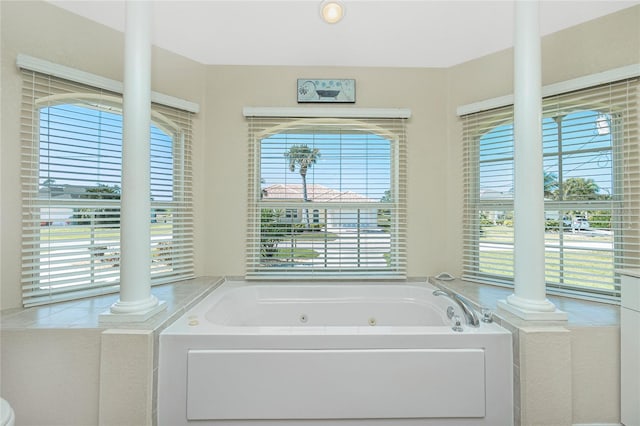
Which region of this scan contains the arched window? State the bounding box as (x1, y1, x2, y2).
(247, 116, 407, 278)
(463, 78, 639, 302)
(21, 71, 194, 306)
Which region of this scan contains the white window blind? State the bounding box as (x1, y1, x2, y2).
(246, 117, 407, 278)
(462, 77, 640, 302)
(21, 69, 194, 306)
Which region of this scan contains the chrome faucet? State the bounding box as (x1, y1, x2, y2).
(433, 288, 480, 327)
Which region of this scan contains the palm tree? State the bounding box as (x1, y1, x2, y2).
(560, 177, 600, 200)
(284, 144, 320, 227)
(543, 172, 559, 198)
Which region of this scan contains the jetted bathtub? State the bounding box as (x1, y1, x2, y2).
(158, 280, 513, 426)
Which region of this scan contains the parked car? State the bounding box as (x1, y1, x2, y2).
(572, 216, 590, 230)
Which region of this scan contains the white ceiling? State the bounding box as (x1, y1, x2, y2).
(47, 0, 640, 68)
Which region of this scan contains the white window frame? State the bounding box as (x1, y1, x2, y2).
(460, 69, 640, 303)
(244, 108, 409, 279)
(19, 57, 197, 307)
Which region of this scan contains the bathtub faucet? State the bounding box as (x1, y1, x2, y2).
(432, 289, 480, 328)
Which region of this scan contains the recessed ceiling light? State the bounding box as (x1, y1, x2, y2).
(320, 1, 344, 24)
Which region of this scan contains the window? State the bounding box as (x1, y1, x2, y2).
(462, 77, 640, 302)
(21, 70, 194, 306)
(246, 116, 407, 278)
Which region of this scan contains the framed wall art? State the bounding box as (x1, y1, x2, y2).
(297, 79, 356, 103)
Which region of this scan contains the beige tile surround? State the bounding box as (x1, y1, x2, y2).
(431, 277, 621, 426)
(0, 276, 223, 426)
(1, 276, 620, 426)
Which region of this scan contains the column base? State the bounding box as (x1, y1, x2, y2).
(99, 298, 167, 324)
(497, 298, 568, 321)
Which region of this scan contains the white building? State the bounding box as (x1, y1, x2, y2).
(261, 184, 380, 229)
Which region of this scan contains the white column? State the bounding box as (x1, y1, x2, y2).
(101, 1, 166, 323)
(497, 0, 566, 320)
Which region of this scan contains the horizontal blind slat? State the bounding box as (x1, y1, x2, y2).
(247, 116, 407, 278)
(462, 77, 639, 303)
(20, 69, 195, 307)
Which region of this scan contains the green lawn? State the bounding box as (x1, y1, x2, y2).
(293, 231, 338, 242)
(40, 223, 617, 291)
(271, 247, 319, 260)
(37, 224, 172, 241)
(262, 232, 338, 262)
(479, 225, 615, 291)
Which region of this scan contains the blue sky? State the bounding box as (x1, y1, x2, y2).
(260, 132, 392, 201)
(479, 109, 613, 197)
(39, 104, 174, 201)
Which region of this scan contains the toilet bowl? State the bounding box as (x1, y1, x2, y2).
(0, 398, 15, 426)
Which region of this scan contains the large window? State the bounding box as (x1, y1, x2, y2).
(21, 70, 194, 306)
(462, 78, 639, 302)
(246, 116, 407, 278)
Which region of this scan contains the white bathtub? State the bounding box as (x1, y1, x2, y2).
(158, 280, 513, 426)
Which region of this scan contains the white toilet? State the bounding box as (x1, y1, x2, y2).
(0, 398, 15, 426)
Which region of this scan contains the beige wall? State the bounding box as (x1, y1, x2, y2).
(201, 65, 448, 277)
(570, 326, 621, 424)
(0, 1, 207, 310)
(1, 2, 639, 306)
(445, 5, 640, 280)
(1, 1, 451, 310)
(1, 329, 103, 425)
(0, 3, 638, 425)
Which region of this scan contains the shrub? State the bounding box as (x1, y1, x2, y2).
(545, 219, 560, 231)
(293, 223, 325, 232)
(260, 209, 292, 258)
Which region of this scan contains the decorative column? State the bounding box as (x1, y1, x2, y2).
(101, 1, 166, 322)
(497, 0, 566, 320)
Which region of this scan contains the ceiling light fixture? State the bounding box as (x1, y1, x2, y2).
(320, 1, 344, 24)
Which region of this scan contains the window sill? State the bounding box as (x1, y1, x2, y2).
(3, 276, 619, 330)
(0, 276, 224, 330)
(428, 276, 620, 328)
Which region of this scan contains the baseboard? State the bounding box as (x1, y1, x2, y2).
(573, 423, 622, 426)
